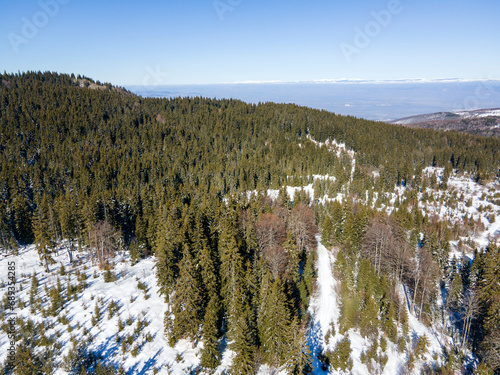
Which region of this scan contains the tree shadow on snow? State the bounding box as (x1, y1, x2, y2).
(127, 348, 162, 375)
(307, 318, 329, 374)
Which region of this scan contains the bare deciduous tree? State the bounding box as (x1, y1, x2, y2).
(411, 248, 439, 320)
(288, 204, 317, 254)
(87, 221, 121, 269)
(483, 326, 500, 372)
(461, 288, 479, 351)
(264, 244, 290, 279)
(362, 216, 412, 280)
(255, 213, 286, 253)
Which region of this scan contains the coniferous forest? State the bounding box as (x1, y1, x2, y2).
(1, 72, 500, 374)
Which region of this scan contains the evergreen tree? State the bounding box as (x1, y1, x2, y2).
(447, 272, 464, 312)
(199, 238, 220, 301)
(200, 296, 222, 369)
(258, 273, 291, 369)
(381, 301, 397, 343)
(479, 245, 500, 371)
(0, 200, 17, 253)
(219, 218, 244, 333)
(230, 301, 256, 375)
(321, 215, 333, 248)
(57, 191, 81, 263)
(168, 244, 204, 344)
(11, 194, 33, 244)
(286, 317, 313, 375)
(359, 294, 379, 339)
(155, 204, 183, 295)
(327, 334, 353, 373)
(33, 194, 56, 272)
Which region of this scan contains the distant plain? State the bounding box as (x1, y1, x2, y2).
(130, 81, 500, 121)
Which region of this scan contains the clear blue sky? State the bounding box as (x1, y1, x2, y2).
(1, 0, 499, 85)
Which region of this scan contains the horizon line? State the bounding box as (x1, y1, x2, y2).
(125, 77, 500, 87)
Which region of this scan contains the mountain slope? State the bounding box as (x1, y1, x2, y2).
(390, 108, 500, 137)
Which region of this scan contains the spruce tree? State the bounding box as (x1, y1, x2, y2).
(168, 244, 204, 344)
(286, 317, 313, 375)
(155, 204, 183, 296)
(258, 273, 291, 369)
(230, 301, 256, 375)
(200, 296, 222, 369)
(321, 215, 333, 248)
(33, 194, 56, 272)
(219, 218, 244, 333)
(359, 294, 379, 339)
(199, 238, 219, 301)
(0, 200, 17, 253)
(57, 191, 80, 263)
(447, 272, 464, 312)
(327, 333, 353, 373)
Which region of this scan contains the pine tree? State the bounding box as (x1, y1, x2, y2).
(381, 301, 397, 343)
(447, 272, 464, 312)
(199, 238, 219, 300)
(278, 185, 291, 210)
(33, 194, 56, 272)
(479, 244, 500, 371)
(219, 218, 244, 333)
(168, 244, 204, 344)
(474, 361, 494, 375)
(230, 301, 256, 375)
(285, 317, 313, 375)
(359, 294, 379, 339)
(155, 204, 183, 295)
(13, 338, 47, 374)
(200, 296, 222, 369)
(11, 194, 33, 244)
(0, 200, 17, 253)
(327, 334, 353, 372)
(57, 191, 81, 263)
(49, 277, 64, 316)
(321, 215, 333, 248)
(258, 274, 291, 369)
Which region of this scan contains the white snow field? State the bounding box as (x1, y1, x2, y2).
(0, 247, 207, 374)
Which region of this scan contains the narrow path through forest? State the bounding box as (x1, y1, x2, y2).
(308, 235, 340, 374)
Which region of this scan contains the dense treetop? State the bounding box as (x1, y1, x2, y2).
(0, 70, 498, 246)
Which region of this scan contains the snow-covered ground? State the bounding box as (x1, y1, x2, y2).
(0, 247, 210, 374)
(1, 163, 498, 373)
(307, 236, 339, 374)
(306, 236, 451, 375)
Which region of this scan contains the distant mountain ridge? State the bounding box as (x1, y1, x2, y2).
(390, 108, 500, 137)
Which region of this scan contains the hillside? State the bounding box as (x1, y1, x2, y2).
(390, 109, 500, 138)
(1, 72, 500, 374)
(1, 171, 499, 374)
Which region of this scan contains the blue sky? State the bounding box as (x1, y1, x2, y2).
(1, 0, 499, 85)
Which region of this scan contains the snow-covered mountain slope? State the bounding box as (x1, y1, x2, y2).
(0, 248, 208, 374)
(307, 237, 452, 375)
(390, 108, 500, 125)
(1, 171, 498, 374)
(389, 109, 500, 137)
